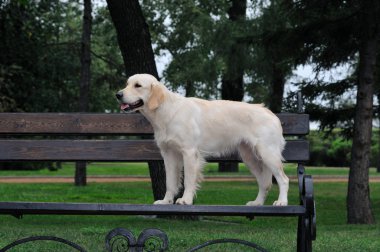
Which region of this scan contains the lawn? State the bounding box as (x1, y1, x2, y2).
(0, 181, 379, 251)
(0, 162, 379, 177)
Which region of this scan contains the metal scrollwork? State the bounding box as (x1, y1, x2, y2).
(105, 228, 136, 252)
(187, 238, 268, 252)
(0, 236, 87, 252)
(105, 228, 168, 252)
(137, 229, 169, 252)
(1, 228, 270, 252)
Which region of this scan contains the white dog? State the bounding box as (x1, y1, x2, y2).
(116, 74, 289, 206)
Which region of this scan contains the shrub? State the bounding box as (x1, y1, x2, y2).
(307, 129, 379, 167)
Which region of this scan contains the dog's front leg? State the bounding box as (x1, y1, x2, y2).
(154, 149, 182, 205)
(176, 149, 202, 205)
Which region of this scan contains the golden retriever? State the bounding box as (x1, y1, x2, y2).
(116, 74, 289, 206)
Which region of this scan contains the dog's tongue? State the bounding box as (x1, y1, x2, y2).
(120, 103, 129, 110)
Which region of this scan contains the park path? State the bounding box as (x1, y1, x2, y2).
(0, 175, 380, 183)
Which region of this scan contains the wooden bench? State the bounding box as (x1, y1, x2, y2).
(0, 112, 315, 252)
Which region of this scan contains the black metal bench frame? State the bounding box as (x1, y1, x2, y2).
(0, 111, 315, 252)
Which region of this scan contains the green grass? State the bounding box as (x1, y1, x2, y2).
(0, 162, 379, 177)
(0, 181, 379, 251)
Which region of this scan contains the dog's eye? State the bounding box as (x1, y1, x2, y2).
(135, 83, 142, 88)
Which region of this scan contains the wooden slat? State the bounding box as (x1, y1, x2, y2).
(277, 113, 309, 135)
(282, 140, 310, 161)
(0, 140, 309, 162)
(0, 113, 309, 135)
(0, 202, 306, 217)
(0, 113, 153, 135)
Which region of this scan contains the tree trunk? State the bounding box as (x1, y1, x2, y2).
(221, 75, 244, 101)
(106, 0, 158, 79)
(185, 81, 195, 97)
(220, 0, 247, 102)
(75, 161, 87, 186)
(267, 63, 286, 184)
(347, 0, 379, 224)
(75, 0, 92, 186)
(219, 162, 239, 172)
(106, 0, 164, 200)
(219, 0, 247, 173)
(378, 92, 380, 173)
(377, 57, 380, 173)
(148, 161, 166, 201)
(268, 63, 286, 113)
(79, 0, 92, 112)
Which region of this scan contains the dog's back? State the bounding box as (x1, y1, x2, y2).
(183, 98, 285, 157)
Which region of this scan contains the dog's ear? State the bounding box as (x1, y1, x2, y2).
(147, 82, 165, 110)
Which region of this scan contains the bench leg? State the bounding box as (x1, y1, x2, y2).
(297, 164, 316, 252)
(297, 216, 305, 252)
(297, 215, 313, 252)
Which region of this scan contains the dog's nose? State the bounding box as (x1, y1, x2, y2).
(115, 92, 123, 100)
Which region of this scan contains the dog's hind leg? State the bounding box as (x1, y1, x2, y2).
(154, 149, 183, 205)
(239, 142, 272, 206)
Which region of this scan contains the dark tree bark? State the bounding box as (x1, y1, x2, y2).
(78, 0, 92, 113)
(185, 81, 196, 97)
(377, 92, 380, 173)
(268, 62, 286, 185)
(221, 0, 247, 102)
(106, 0, 164, 201)
(75, 0, 92, 186)
(75, 161, 87, 186)
(219, 0, 247, 173)
(347, 0, 379, 224)
(268, 62, 286, 113)
(106, 0, 158, 79)
(377, 56, 380, 173)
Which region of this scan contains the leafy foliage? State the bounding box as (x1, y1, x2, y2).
(0, 0, 124, 113)
(142, 0, 229, 98)
(308, 130, 380, 167)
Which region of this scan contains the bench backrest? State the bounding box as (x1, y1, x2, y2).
(0, 113, 309, 162)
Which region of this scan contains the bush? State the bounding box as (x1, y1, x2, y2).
(307, 129, 379, 167)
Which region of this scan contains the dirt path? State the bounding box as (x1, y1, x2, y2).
(1, 175, 380, 183)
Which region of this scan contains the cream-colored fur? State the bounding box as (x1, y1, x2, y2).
(117, 74, 289, 206)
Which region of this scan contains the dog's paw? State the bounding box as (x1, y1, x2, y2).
(175, 198, 193, 205)
(153, 199, 173, 205)
(246, 200, 264, 206)
(273, 200, 288, 206)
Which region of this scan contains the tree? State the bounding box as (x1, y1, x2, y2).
(258, 0, 295, 113)
(106, 0, 158, 78)
(377, 60, 380, 173)
(218, 0, 247, 172)
(75, 0, 92, 186)
(78, 0, 92, 113)
(142, 0, 225, 99)
(0, 0, 125, 171)
(0, 0, 84, 115)
(106, 0, 165, 201)
(273, 0, 379, 224)
(220, 0, 247, 102)
(347, 0, 379, 224)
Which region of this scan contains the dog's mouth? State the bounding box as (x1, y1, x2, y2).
(120, 99, 144, 112)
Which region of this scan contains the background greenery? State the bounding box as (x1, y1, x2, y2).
(308, 130, 380, 167)
(1, 0, 380, 170)
(0, 0, 123, 113)
(0, 162, 379, 177)
(2, 0, 379, 124)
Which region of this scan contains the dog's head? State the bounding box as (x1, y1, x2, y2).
(116, 74, 166, 113)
